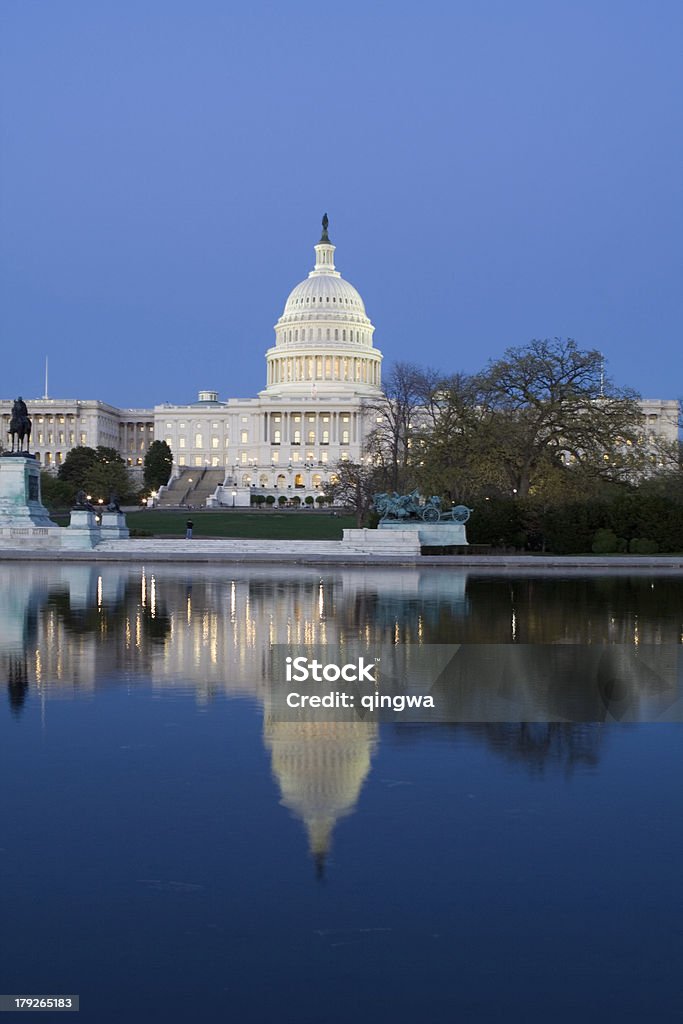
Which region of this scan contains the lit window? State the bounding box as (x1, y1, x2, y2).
(241, 430, 248, 443)
(195, 434, 203, 448)
(212, 437, 219, 449)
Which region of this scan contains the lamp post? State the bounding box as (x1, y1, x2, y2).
(231, 490, 236, 508)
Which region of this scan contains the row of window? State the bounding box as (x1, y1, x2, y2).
(36, 452, 144, 467)
(280, 328, 367, 344)
(292, 295, 359, 306)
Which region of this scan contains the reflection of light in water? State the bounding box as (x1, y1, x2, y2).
(634, 615, 639, 646)
(150, 576, 156, 619)
(125, 617, 131, 649)
(511, 609, 517, 642)
(135, 613, 142, 650)
(394, 621, 400, 645)
(35, 648, 42, 684)
(210, 613, 218, 665)
(97, 575, 103, 609)
(230, 581, 236, 623)
(186, 595, 192, 625)
(318, 581, 324, 619)
(141, 570, 146, 608)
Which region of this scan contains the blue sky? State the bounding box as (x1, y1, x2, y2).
(1, 0, 681, 407)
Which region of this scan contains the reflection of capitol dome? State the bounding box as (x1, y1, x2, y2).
(263, 216, 382, 398)
(265, 717, 377, 875)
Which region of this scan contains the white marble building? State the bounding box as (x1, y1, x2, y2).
(151, 219, 384, 504)
(0, 398, 155, 474)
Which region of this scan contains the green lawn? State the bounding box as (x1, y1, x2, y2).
(125, 509, 356, 539)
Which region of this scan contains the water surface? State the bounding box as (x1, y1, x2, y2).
(1, 564, 681, 1022)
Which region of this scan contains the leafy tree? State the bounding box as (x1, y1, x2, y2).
(304, 495, 314, 506)
(58, 446, 100, 488)
(265, 495, 275, 506)
(144, 440, 173, 490)
(58, 445, 133, 502)
(39, 471, 76, 511)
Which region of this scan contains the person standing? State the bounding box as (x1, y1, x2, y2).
(186, 519, 194, 539)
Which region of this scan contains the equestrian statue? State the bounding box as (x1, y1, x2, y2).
(8, 397, 32, 454)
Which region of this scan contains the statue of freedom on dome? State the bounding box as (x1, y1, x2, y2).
(320, 212, 330, 242)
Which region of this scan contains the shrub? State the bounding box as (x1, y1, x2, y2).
(629, 537, 659, 555)
(592, 529, 620, 554)
(265, 495, 275, 506)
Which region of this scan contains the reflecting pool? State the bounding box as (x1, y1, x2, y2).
(1, 564, 682, 1022)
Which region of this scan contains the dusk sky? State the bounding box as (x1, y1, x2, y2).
(1, 1, 681, 408)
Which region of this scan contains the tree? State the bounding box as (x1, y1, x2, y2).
(58, 446, 99, 489)
(39, 471, 75, 511)
(412, 372, 498, 503)
(323, 459, 380, 527)
(364, 362, 431, 492)
(58, 445, 133, 502)
(144, 440, 173, 490)
(471, 339, 645, 497)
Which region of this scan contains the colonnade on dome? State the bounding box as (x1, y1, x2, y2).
(266, 352, 381, 388)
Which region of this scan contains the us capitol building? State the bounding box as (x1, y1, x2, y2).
(0, 216, 678, 504)
(0, 217, 384, 505)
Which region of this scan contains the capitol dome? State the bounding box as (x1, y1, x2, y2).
(262, 215, 383, 397)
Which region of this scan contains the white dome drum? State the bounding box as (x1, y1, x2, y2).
(263, 217, 382, 396)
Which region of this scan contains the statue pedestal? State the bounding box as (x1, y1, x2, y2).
(100, 510, 129, 539)
(378, 520, 469, 546)
(61, 509, 102, 550)
(0, 455, 62, 547)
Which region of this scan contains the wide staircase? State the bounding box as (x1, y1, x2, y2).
(186, 468, 225, 507)
(156, 468, 225, 508)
